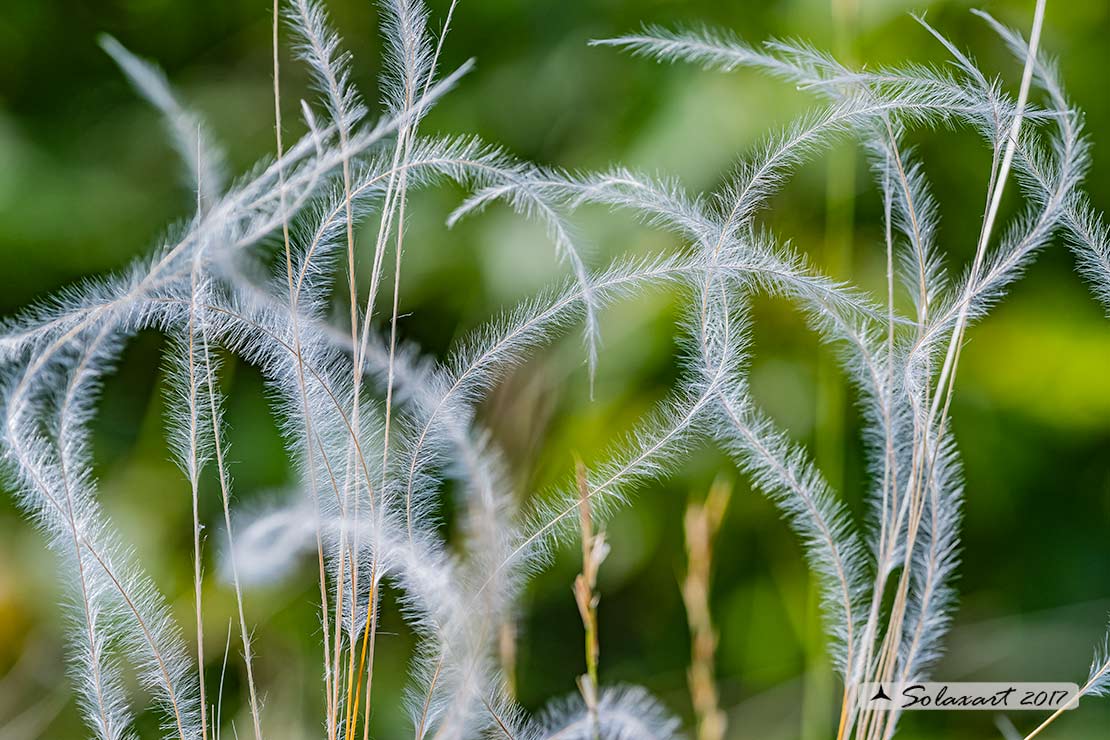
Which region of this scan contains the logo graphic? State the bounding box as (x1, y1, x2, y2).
(870, 685, 892, 703)
(856, 683, 1080, 711)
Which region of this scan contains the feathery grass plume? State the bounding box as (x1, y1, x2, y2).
(2, 1, 508, 737)
(1059, 193, 1110, 313)
(750, 27, 1078, 723)
(508, 356, 722, 580)
(165, 275, 214, 739)
(3, 331, 204, 740)
(590, 4, 1101, 739)
(7, 1, 1110, 739)
(527, 685, 684, 740)
(99, 35, 226, 212)
(1086, 624, 1110, 699)
(1019, 620, 1110, 740)
(286, 0, 366, 138)
(447, 153, 602, 386)
(978, 12, 1110, 722)
(6, 332, 136, 740)
(699, 290, 871, 678)
(968, 9, 1110, 316)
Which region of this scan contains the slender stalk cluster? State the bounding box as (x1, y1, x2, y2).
(2, 1, 1109, 739)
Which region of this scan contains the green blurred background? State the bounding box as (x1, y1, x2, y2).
(2, 0, 1109, 738)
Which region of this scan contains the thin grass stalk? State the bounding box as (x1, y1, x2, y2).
(272, 3, 336, 736)
(863, 7, 1046, 739)
(927, 0, 1046, 428)
(188, 248, 209, 740)
(573, 458, 605, 738)
(874, 7, 1038, 740)
(682, 477, 731, 740)
(200, 321, 263, 740)
(355, 2, 463, 728)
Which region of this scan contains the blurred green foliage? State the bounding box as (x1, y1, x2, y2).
(1, 0, 1109, 738)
